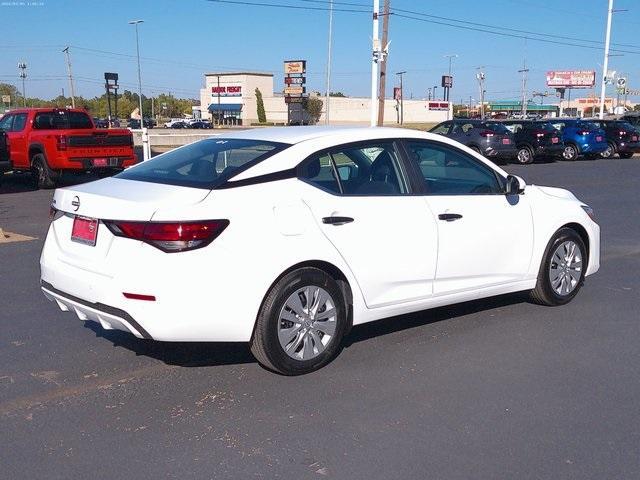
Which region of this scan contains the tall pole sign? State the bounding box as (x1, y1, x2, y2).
(284, 60, 307, 125)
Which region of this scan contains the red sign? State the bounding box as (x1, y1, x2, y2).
(428, 101, 449, 111)
(285, 76, 305, 85)
(393, 87, 402, 101)
(546, 70, 595, 88)
(211, 85, 242, 97)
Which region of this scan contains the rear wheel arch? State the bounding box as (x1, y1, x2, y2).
(252, 260, 354, 341)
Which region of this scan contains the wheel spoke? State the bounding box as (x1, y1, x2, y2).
(280, 309, 302, 324)
(286, 330, 305, 356)
(302, 334, 314, 360)
(314, 319, 336, 337)
(309, 330, 326, 355)
(315, 307, 336, 321)
(285, 293, 305, 316)
(278, 324, 302, 346)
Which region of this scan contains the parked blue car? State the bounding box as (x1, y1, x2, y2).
(549, 119, 607, 160)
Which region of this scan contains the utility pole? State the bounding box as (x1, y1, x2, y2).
(518, 63, 529, 117)
(62, 46, 76, 108)
(396, 71, 406, 125)
(18, 62, 27, 107)
(433, 85, 438, 101)
(599, 0, 614, 119)
(129, 19, 145, 126)
(370, 0, 380, 127)
(325, 0, 333, 125)
(428, 87, 432, 100)
(376, 0, 390, 126)
(476, 67, 486, 119)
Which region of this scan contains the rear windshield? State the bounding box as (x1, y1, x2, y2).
(33, 110, 93, 130)
(531, 122, 557, 132)
(116, 138, 289, 189)
(483, 122, 511, 134)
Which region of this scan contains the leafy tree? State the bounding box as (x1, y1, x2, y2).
(305, 97, 323, 124)
(255, 88, 267, 123)
(329, 91, 346, 97)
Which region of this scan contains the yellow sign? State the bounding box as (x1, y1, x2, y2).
(284, 86, 304, 95)
(284, 60, 306, 74)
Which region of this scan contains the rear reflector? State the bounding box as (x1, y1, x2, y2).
(104, 220, 229, 253)
(123, 292, 156, 301)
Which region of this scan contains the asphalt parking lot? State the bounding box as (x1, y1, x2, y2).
(1, 156, 639, 479)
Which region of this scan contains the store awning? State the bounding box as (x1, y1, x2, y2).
(208, 103, 242, 112)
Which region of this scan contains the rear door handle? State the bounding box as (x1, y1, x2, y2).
(438, 213, 463, 222)
(322, 216, 354, 226)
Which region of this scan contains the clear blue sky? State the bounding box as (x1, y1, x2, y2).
(1, 0, 639, 103)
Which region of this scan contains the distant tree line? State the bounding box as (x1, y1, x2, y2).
(0, 83, 197, 119)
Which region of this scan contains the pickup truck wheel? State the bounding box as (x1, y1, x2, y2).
(31, 154, 57, 189)
(619, 152, 634, 159)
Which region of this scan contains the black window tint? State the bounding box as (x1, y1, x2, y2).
(34, 110, 93, 130)
(299, 153, 341, 194)
(430, 122, 450, 135)
(116, 138, 288, 189)
(11, 113, 27, 132)
(483, 122, 510, 134)
(0, 115, 13, 131)
(405, 140, 502, 195)
(299, 142, 408, 196)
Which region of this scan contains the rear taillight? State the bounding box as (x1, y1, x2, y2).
(103, 220, 229, 252)
(479, 130, 494, 137)
(56, 135, 68, 150)
(619, 131, 627, 136)
(578, 130, 590, 136)
(534, 130, 546, 138)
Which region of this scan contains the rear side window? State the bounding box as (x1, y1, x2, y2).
(300, 142, 408, 196)
(12, 113, 28, 131)
(33, 110, 93, 130)
(0, 115, 13, 131)
(430, 122, 451, 135)
(116, 138, 288, 189)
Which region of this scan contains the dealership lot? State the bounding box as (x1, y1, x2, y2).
(1, 157, 639, 479)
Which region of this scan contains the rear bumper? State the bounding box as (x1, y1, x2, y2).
(535, 144, 564, 157)
(66, 156, 137, 170)
(484, 146, 517, 159)
(616, 142, 640, 154)
(41, 281, 152, 339)
(578, 143, 608, 154)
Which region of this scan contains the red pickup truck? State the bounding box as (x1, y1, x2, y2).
(0, 108, 136, 189)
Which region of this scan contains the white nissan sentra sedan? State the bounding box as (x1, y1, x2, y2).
(41, 127, 600, 375)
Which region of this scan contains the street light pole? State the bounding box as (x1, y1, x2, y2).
(325, 0, 333, 125)
(129, 20, 145, 126)
(599, 0, 613, 119)
(396, 71, 406, 125)
(370, 0, 380, 127)
(62, 47, 76, 108)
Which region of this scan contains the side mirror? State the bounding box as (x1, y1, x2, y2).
(505, 174, 525, 195)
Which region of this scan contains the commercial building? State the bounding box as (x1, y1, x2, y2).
(199, 72, 451, 125)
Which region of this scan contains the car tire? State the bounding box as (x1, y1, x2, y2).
(600, 142, 616, 159)
(562, 144, 578, 161)
(251, 267, 348, 375)
(529, 227, 587, 306)
(31, 154, 57, 190)
(516, 146, 534, 164)
(619, 152, 634, 159)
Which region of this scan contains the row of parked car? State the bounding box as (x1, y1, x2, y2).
(429, 115, 640, 164)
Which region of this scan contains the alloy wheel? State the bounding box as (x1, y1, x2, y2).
(548, 240, 583, 296)
(517, 148, 532, 164)
(278, 285, 337, 361)
(562, 145, 577, 160)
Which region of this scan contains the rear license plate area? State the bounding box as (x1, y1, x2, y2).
(71, 216, 99, 246)
(93, 158, 108, 167)
(502, 138, 510, 145)
(633, 136, 638, 142)
(596, 136, 603, 142)
(551, 137, 559, 144)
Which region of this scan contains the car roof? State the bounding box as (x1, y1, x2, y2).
(212, 126, 433, 145)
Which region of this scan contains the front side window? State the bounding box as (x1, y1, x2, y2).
(300, 142, 408, 196)
(117, 138, 288, 189)
(11, 113, 27, 132)
(405, 140, 503, 195)
(0, 115, 13, 131)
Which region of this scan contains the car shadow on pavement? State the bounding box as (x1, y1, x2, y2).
(83, 292, 529, 368)
(83, 322, 256, 367)
(344, 292, 529, 347)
